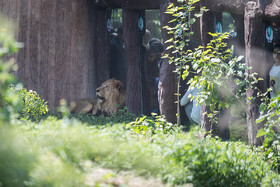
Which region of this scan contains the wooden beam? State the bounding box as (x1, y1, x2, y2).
(244, 1, 265, 146)
(122, 9, 141, 114)
(158, 0, 177, 123)
(200, 0, 246, 14)
(95, 0, 160, 9)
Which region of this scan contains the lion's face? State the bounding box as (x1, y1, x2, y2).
(96, 79, 123, 103)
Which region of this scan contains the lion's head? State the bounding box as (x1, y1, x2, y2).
(96, 79, 126, 116)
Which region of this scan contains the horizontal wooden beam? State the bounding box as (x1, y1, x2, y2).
(200, 0, 246, 14)
(94, 0, 160, 9)
(95, 0, 280, 20)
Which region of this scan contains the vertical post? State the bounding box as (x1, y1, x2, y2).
(93, 6, 109, 87)
(199, 10, 215, 135)
(244, 2, 265, 145)
(137, 10, 146, 115)
(123, 9, 141, 115)
(158, 0, 177, 123)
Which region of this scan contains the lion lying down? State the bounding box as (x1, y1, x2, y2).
(71, 79, 126, 116)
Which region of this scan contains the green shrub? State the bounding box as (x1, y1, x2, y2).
(0, 15, 23, 123)
(11, 86, 49, 122)
(16, 118, 280, 187)
(257, 94, 280, 172)
(0, 127, 36, 187)
(69, 107, 136, 126)
(149, 127, 272, 186)
(29, 152, 85, 187)
(126, 114, 177, 135)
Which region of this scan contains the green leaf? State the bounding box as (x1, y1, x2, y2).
(236, 56, 244, 62)
(167, 3, 174, 9)
(168, 19, 178, 23)
(166, 45, 174, 50)
(256, 116, 266, 124)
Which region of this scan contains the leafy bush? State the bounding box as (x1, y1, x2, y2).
(257, 94, 280, 172)
(68, 107, 136, 126)
(164, 0, 206, 125)
(14, 118, 280, 187)
(0, 127, 36, 187)
(160, 134, 270, 186)
(0, 15, 23, 123)
(186, 33, 260, 124)
(11, 86, 49, 122)
(126, 114, 177, 135)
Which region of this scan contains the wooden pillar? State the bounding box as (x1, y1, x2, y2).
(122, 9, 141, 115)
(0, 0, 97, 112)
(158, 0, 177, 123)
(93, 6, 109, 87)
(244, 2, 265, 145)
(199, 10, 216, 134)
(200, 11, 215, 47)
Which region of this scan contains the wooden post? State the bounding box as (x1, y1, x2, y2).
(158, 0, 177, 124)
(123, 9, 141, 115)
(93, 6, 109, 87)
(244, 1, 265, 145)
(199, 10, 216, 135)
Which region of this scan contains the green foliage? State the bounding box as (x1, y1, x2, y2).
(0, 16, 23, 57)
(69, 107, 137, 126)
(126, 114, 176, 135)
(11, 86, 49, 122)
(163, 0, 206, 125)
(159, 131, 271, 186)
(9, 119, 280, 187)
(0, 127, 36, 187)
(257, 93, 280, 172)
(186, 33, 260, 124)
(0, 16, 23, 123)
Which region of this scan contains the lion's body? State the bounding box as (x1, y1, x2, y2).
(71, 98, 101, 115)
(71, 79, 126, 116)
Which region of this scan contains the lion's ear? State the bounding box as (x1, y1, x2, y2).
(115, 81, 123, 90)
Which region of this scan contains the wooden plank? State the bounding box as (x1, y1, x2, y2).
(82, 0, 95, 97)
(86, 1, 96, 98)
(40, 0, 56, 111)
(244, 2, 265, 145)
(27, 0, 40, 93)
(1, 0, 10, 17)
(54, 0, 72, 106)
(158, 1, 177, 123)
(122, 9, 141, 114)
(95, 7, 109, 86)
(96, 0, 160, 9)
(16, 0, 29, 84)
(70, 0, 89, 100)
(7, 0, 19, 21)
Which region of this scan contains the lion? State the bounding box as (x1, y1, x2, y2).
(71, 79, 126, 116)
